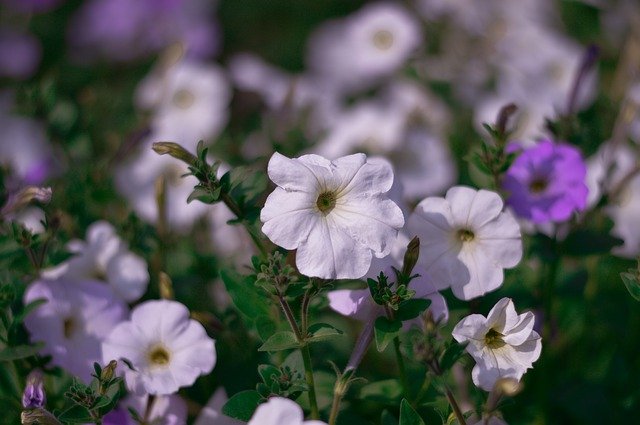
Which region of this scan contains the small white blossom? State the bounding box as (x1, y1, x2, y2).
(408, 186, 522, 300)
(248, 397, 326, 425)
(452, 298, 542, 391)
(261, 152, 404, 279)
(44, 221, 149, 302)
(102, 300, 216, 395)
(194, 388, 243, 425)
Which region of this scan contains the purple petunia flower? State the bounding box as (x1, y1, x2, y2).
(502, 139, 588, 223)
(0, 29, 41, 79)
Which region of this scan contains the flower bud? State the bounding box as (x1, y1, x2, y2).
(401, 236, 420, 277)
(22, 370, 46, 409)
(152, 142, 198, 167)
(101, 360, 118, 382)
(21, 408, 62, 425)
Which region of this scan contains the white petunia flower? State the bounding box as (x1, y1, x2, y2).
(261, 152, 404, 279)
(408, 186, 522, 300)
(43, 221, 149, 302)
(136, 59, 231, 149)
(24, 279, 128, 382)
(104, 393, 187, 425)
(248, 397, 326, 425)
(452, 298, 542, 391)
(306, 2, 421, 92)
(102, 300, 216, 395)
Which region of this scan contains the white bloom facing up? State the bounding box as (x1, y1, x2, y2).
(261, 152, 404, 279)
(102, 300, 216, 395)
(248, 397, 326, 425)
(408, 186, 522, 300)
(43, 221, 149, 303)
(24, 279, 128, 382)
(452, 298, 542, 391)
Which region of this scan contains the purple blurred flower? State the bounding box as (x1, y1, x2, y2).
(502, 140, 588, 223)
(0, 29, 41, 79)
(22, 370, 46, 409)
(67, 0, 219, 63)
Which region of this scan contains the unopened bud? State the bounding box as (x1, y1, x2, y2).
(496, 103, 518, 137)
(495, 377, 522, 397)
(101, 360, 117, 382)
(159, 272, 174, 300)
(401, 236, 420, 277)
(1, 186, 52, 217)
(152, 142, 198, 167)
(22, 370, 46, 409)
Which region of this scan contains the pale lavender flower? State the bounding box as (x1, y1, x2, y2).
(502, 140, 588, 223)
(248, 397, 326, 425)
(102, 300, 216, 395)
(24, 279, 128, 382)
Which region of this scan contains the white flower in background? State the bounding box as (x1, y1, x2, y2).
(585, 142, 640, 257)
(136, 59, 231, 149)
(104, 393, 187, 425)
(102, 300, 216, 395)
(261, 152, 404, 279)
(328, 233, 448, 325)
(114, 141, 210, 232)
(44, 221, 149, 302)
(408, 186, 522, 300)
(194, 388, 243, 425)
(307, 2, 421, 91)
(208, 203, 254, 265)
(24, 279, 128, 382)
(452, 298, 542, 391)
(248, 397, 327, 425)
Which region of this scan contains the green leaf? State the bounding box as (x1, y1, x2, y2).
(621, 272, 640, 301)
(400, 399, 426, 425)
(258, 331, 299, 352)
(306, 323, 343, 343)
(0, 343, 43, 362)
(220, 269, 271, 321)
(374, 317, 401, 352)
(396, 299, 431, 322)
(439, 341, 468, 372)
(222, 390, 263, 421)
(360, 379, 402, 403)
(187, 187, 220, 204)
(57, 405, 94, 423)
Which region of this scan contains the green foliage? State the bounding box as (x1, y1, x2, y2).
(222, 390, 263, 421)
(374, 317, 402, 352)
(400, 399, 426, 425)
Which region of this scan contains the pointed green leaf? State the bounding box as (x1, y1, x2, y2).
(222, 390, 263, 421)
(258, 331, 299, 352)
(374, 317, 401, 352)
(621, 272, 640, 301)
(306, 323, 343, 343)
(396, 299, 431, 322)
(400, 399, 426, 425)
(0, 343, 44, 362)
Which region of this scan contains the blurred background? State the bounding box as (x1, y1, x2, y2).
(1, 0, 640, 424)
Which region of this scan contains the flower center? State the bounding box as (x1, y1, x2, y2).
(63, 317, 76, 339)
(316, 191, 337, 214)
(457, 228, 475, 242)
(372, 29, 394, 50)
(148, 345, 171, 367)
(529, 178, 548, 194)
(484, 328, 506, 349)
(172, 88, 195, 109)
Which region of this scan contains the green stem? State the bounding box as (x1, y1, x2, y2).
(445, 387, 467, 425)
(301, 344, 320, 420)
(412, 373, 431, 407)
(542, 248, 560, 341)
(277, 295, 319, 419)
(393, 336, 410, 400)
